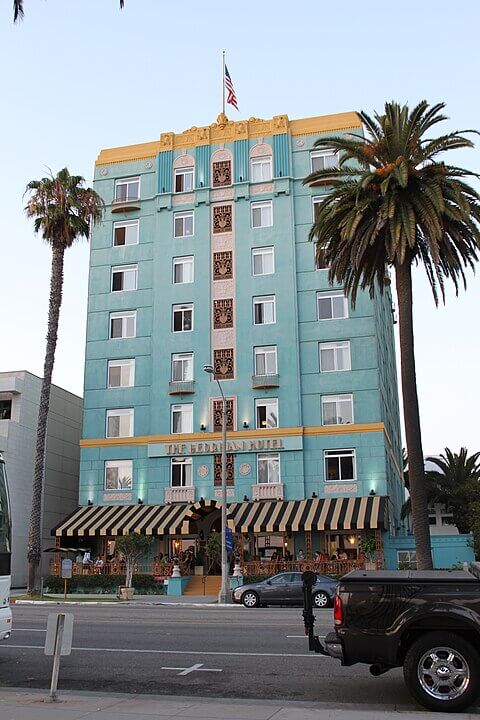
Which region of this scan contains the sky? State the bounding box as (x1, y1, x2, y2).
(0, 0, 479, 455)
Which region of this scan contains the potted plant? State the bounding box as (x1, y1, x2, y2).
(359, 533, 378, 570)
(115, 533, 153, 599)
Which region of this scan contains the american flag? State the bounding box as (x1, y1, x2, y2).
(225, 65, 239, 111)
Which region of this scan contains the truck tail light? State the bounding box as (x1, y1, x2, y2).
(333, 593, 343, 626)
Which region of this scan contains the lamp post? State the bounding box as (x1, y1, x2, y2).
(203, 364, 230, 604)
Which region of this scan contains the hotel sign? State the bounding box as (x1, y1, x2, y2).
(148, 435, 302, 458)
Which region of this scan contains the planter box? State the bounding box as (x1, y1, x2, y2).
(118, 586, 134, 600)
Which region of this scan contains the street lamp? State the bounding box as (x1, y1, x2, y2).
(203, 364, 230, 604)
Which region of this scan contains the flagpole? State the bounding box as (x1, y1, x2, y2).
(222, 50, 226, 115)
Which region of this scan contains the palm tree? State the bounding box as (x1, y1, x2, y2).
(305, 101, 480, 569)
(13, 0, 124, 22)
(427, 448, 480, 533)
(24, 168, 103, 593)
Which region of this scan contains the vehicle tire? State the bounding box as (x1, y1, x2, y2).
(313, 591, 330, 608)
(403, 631, 480, 712)
(241, 591, 259, 608)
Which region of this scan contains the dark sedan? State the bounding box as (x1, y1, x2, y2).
(232, 571, 337, 608)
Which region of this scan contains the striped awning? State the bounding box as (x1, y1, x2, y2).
(227, 496, 387, 534)
(52, 503, 190, 538)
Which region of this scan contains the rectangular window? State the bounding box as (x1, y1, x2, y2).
(171, 457, 193, 487)
(111, 264, 138, 292)
(319, 341, 351, 372)
(310, 150, 338, 174)
(322, 394, 353, 425)
(251, 200, 273, 228)
(397, 550, 417, 570)
(107, 359, 135, 388)
(251, 156, 272, 182)
(315, 243, 329, 270)
(104, 459, 132, 490)
(0, 399, 12, 420)
(174, 167, 194, 193)
(252, 246, 275, 276)
(254, 346, 277, 376)
(324, 449, 356, 482)
(106, 408, 134, 438)
(109, 311, 136, 339)
(253, 295, 276, 325)
(257, 453, 280, 484)
(171, 404, 193, 434)
(172, 353, 193, 382)
(317, 291, 348, 320)
(172, 304, 193, 332)
(113, 220, 139, 246)
(115, 177, 140, 202)
(255, 398, 278, 429)
(174, 210, 194, 238)
(312, 196, 326, 222)
(173, 256, 194, 284)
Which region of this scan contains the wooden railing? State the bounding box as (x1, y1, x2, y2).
(241, 559, 366, 577)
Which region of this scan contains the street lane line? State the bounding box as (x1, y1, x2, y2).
(2, 644, 331, 659)
(13, 628, 46, 632)
(161, 663, 222, 675)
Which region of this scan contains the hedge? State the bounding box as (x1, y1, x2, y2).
(44, 574, 165, 595)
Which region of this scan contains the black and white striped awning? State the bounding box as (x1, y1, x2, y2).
(52, 496, 387, 538)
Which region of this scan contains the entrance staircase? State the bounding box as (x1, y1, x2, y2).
(183, 575, 221, 596)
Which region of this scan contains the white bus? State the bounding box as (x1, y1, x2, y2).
(0, 454, 12, 639)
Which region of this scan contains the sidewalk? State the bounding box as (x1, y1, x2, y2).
(0, 688, 476, 720)
(12, 594, 240, 606)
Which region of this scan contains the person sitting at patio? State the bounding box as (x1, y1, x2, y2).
(296, 548, 305, 561)
(314, 550, 326, 562)
(330, 553, 337, 561)
(338, 550, 348, 561)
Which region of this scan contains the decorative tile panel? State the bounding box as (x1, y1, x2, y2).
(250, 182, 273, 195)
(213, 251, 233, 280)
(214, 454, 235, 486)
(213, 204, 232, 234)
(213, 299, 234, 329)
(172, 193, 195, 206)
(212, 161, 232, 187)
(213, 399, 234, 432)
(214, 348, 234, 379)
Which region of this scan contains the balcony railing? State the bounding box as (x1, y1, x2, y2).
(251, 374, 280, 389)
(169, 380, 195, 395)
(241, 559, 371, 577)
(111, 197, 141, 213)
(165, 486, 195, 504)
(252, 483, 284, 501)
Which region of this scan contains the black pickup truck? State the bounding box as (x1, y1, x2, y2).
(302, 568, 480, 712)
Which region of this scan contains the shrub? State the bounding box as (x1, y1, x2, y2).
(44, 573, 165, 594)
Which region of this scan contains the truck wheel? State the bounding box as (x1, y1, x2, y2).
(403, 631, 480, 712)
(242, 591, 259, 608)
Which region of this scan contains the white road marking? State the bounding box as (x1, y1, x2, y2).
(2, 644, 331, 659)
(161, 663, 222, 676)
(13, 628, 46, 632)
(287, 635, 326, 638)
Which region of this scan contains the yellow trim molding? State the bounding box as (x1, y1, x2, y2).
(95, 111, 361, 166)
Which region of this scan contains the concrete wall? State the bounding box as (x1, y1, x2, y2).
(0, 371, 82, 587)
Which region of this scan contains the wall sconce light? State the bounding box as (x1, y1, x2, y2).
(347, 534, 356, 545)
(312, 492, 318, 499)
(279, 170, 283, 177)
(239, 175, 243, 182)
(162, 186, 165, 193)
(369, 489, 376, 496)
(200, 496, 204, 502)
(200, 181, 204, 188)
(87, 499, 93, 506)
(200, 424, 206, 431)
(243, 495, 249, 502)
(138, 498, 143, 504)
(243, 421, 249, 429)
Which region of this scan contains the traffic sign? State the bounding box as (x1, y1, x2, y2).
(61, 558, 72, 579)
(225, 527, 233, 551)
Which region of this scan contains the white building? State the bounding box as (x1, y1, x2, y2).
(0, 371, 82, 587)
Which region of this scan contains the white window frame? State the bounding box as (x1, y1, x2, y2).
(312, 195, 328, 222)
(324, 449, 356, 483)
(171, 353, 194, 382)
(104, 459, 132, 491)
(254, 346, 277, 376)
(317, 291, 349, 320)
(321, 394, 354, 426)
(114, 176, 140, 202)
(310, 150, 338, 174)
(171, 404, 193, 434)
(174, 210, 194, 238)
(174, 167, 194, 193)
(255, 398, 278, 430)
(107, 358, 135, 388)
(172, 303, 194, 332)
(111, 264, 138, 292)
(109, 311, 137, 339)
(252, 246, 275, 276)
(171, 457, 193, 487)
(253, 295, 276, 325)
(257, 453, 280, 484)
(397, 550, 417, 570)
(251, 200, 273, 228)
(319, 341, 351, 372)
(106, 408, 134, 438)
(250, 155, 272, 182)
(172, 256, 194, 284)
(113, 219, 139, 246)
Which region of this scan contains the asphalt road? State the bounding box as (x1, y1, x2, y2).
(0, 604, 413, 707)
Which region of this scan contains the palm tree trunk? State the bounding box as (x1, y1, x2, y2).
(395, 259, 433, 570)
(27, 244, 65, 594)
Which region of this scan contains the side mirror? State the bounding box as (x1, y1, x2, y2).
(265, 579, 272, 585)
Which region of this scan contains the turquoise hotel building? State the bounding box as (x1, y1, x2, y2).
(53, 110, 406, 571)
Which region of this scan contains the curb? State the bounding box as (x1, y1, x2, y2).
(12, 599, 245, 608)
